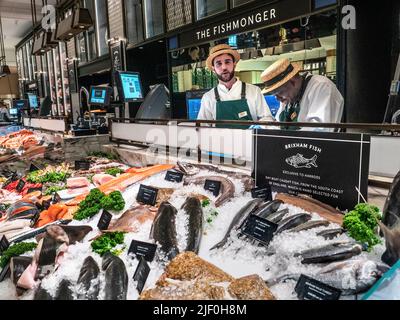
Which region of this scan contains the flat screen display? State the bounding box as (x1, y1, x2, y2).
(89, 86, 111, 106)
(27, 94, 38, 109)
(118, 72, 143, 102)
(313, 0, 337, 9)
(13, 100, 27, 110)
(187, 98, 202, 120)
(9, 108, 18, 116)
(264, 95, 280, 117)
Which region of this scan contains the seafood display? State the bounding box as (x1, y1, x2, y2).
(0, 153, 396, 301)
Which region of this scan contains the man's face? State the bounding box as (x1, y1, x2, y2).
(212, 54, 236, 83)
(272, 79, 298, 104)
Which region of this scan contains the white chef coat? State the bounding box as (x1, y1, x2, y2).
(275, 74, 344, 132)
(197, 79, 274, 122)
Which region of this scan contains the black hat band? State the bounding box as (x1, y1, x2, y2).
(264, 64, 294, 87)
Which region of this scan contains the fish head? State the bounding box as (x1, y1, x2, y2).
(379, 221, 400, 266)
(176, 162, 199, 176)
(285, 157, 294, 166)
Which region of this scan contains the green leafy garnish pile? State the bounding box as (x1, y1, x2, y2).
(27, 169, 70, 184)
(100, 191, 125, 211)
(105, 168, 125, 176)
(91, 232, 125, 256)
(44, 185, 66, 196)
(343, 203, 382, 250)
(0, 242, 37, 268)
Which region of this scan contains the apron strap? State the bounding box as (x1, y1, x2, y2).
(241, 82, 246, 99)
(214, 87, 221, 102)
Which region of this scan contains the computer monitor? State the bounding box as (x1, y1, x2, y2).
(264, 95, 281, 117)
(115, 71, 144, 102)
(9, 108, 18, 116)
(27, 94, 39, 109)
(186, 90, 208, 120)
(89, 86, 112, 106)
(13, 100, 28, 110)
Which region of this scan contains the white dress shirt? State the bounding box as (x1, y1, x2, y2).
(197, 79, 274, 122)
(275, 75, 344, 132)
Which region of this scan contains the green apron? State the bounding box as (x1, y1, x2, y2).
(215, 82, 252, 129)
(279, 73, 313, 130)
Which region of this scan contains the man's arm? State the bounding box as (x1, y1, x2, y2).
(254, 87, 275, 122)
(197, 94, 214, 120)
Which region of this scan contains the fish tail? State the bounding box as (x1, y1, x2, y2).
(209, 239, 226, 251)
(310, 155, 318, 167)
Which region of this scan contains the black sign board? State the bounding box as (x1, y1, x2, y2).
(295, 274, 342, 300)
(133, 257, 150, 294)
(27, 187, 42, 194)
(75, 160, 90, 171)
(16, 180, 26, 193)
(29, 163, 40, 172)
(0, 263, 10, 283)
(204, 180, 221, 197)
(97, 210, 113, 230)
(253, 130, 371, 211)
(52, 192, 61, 204)
(0, 235, 10, 254)
(137, 185, 158, 206)
(128, 240, 157, 262)
(179, 0, 311, 47)
(165, 170, 184, 183)
(241, 214, 278, 246)
(251, 185, 272, 201)
(2, 172, 18, 189)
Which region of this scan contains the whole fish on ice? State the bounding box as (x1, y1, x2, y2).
(102, 252, 128, 300)
(76, 256, 100, 300)
(181, 197, 203, 254)
(285, 154, 318, 169)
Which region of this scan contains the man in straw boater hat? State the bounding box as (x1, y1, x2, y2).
(197, 44, 274, 128)
(260, 58, 344, 131)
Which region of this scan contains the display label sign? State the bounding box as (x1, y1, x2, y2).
(128, 239, 157, 262)
(241, 214, 278, 246)
(179, 0, 311, 47)
(253, 130, 370, 211)
(165, 170, 184, 183)
(251, 185, 272, 201)
(75, 160, 90, 171)
(29, 163, 40, 172)
(0, 263, 10, 283)
(16, 180, 26, 193)
(52, 192, 61, 204)
(97, 210, 113, 230)
(204, 180, 221, 197)
(133, 257, 150, 294)
(137, 185, 158, 206)
(0, 235, 10, 254)
(295, 274, 342, 300)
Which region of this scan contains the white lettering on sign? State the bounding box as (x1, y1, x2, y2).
(194, 9, 278, 41)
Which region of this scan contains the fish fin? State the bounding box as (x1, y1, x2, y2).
(310, 155, 318, 167)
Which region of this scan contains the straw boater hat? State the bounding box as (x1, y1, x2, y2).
(260, 58, 301, 94)
(206, 44, 241, 70)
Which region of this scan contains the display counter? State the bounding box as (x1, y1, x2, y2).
(23, 116, 68, 133)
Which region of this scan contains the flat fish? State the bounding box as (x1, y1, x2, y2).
(150, 202, 179, 260)
(102, 252, 128, 300)
(106, 205, 157, 233)
(181, 197, 203, 254)
(76, 256, 100, 300)
(54, 279, 74, 300)
(382, 170, 400, 228)
(290, 220, 330, 233)
(298, 242, 363, 264)
(10, 256, 32, 285)
(267, 209, 289, 224)
(378, 221, 400, 266)
(316, 228, 344, 240)
(276, 213, 311, 233)
(209, 199, 263, 250)
(254, 200, 283, 219)
(59, 225, 93, 244)
(183, 175, 235, 207)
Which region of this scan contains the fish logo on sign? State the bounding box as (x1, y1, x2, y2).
(285, 153, 318, 169)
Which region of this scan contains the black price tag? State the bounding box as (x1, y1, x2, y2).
(251, 185, 272, 201)
(29, 163, 40, 172)
(204, 180, 221, 197)
(241, 214, 278, 246)
(52, 192, 61, 203)
(27, 187, 42, 194)
(97, 210, 113, 230)
(136, 185, 158, 206)
(165, 171, 184, 183)
(38, 140, 45, 146)
(2, 172, 18, 188)
(16, 180, 26, 193)
(74, 160, 90, 171)
(295, 275, 342, 300)
(133, 257, 150, 294)
(0, 263, 10, 283)
(128, 240, 157, 262)
(0, 235, 10, 254)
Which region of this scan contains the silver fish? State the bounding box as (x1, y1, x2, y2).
(183, 175, 235, 207)
(378, 221, 400, 266)
(267, 209, 289, 224)
(298, 241, 363, 264)
(276, 213, 311, 233)
(209, 198, 263, 250)
(285, 154, 318, 169)
(290, 220, 330, 233)
(253, 200, 283, 219)
(316, 228, 344, 240)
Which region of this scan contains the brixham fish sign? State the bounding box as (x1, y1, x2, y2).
(252, 130, 370, 211)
